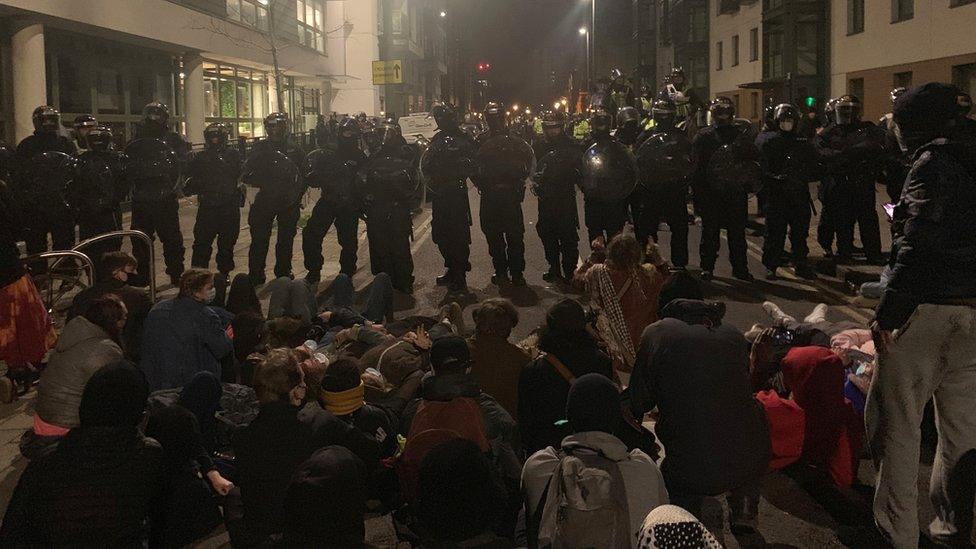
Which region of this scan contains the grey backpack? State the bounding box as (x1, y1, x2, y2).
(537, 442, 632, 549)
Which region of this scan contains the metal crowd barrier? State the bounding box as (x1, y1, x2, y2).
(72, 229, 157, 303)
(21, 250, 95, 314)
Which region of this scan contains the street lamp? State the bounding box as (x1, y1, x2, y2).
(553, 101, 561, 110)
(579, 27, 590, 93)
(440, 10, 446, 18)
(513, 104, 520, 112)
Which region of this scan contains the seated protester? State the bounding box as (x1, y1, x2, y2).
(145, 405, 223, 548)
(140, 269, 234, 391)
(518, 299, 614, 455)
(637, 505, 722, 548)
(522, 374, 668, 549)
(224, 273, 266, 384)
(320, 357, 398, 459)
(584, 234, 668, 381)
(628, 299, 770, 531)
(279, 446, 370, 549)
(467, 298, 531, 419)
(401, 335, 520, 458)
(178, 371, 224, 455)
(28, 296, 127, 456)
(0, 362, 165, 546)
(657, 269, 703, 316)
(69, 251, 151, 360)
(319, 272, 395, 329)
(416, 439, 513, 549)
(781, 346, 863, 488)
(354, 324, 432, 415)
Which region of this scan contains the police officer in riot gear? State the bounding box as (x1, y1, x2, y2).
(360, 122, 417, 293)
(125, 101, 188, 286)
(473, 101, 534, 286)
(302, 117, 363, 285)
(185, 123, 243, 282)
(244, 112, 306, 285)
(73, 114, 98, 152)
(692, 98, 759, 281)
(635, 99, 692, 268)
(816, 94, 886, 264)
(880, 87, 910, 202)
(532, 109, 581, 282)
(582, 106, 632, 244)
(67, 126, 126, 265)
(757, 104, 820, 280)
(13, 106, 78, 266)
(614, 106, 641, 148)
(422, 102, 477, 291)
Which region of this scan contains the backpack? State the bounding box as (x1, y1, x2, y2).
(536, 443, 632, 549)
(756, 390, 805, 471)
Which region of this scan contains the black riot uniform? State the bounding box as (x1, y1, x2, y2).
(360, 123, 417, 293)
(581, 107, 634, 245)
(302, 117, 363, 284)
(125, 102, 188, 285)
(635, 99, 692, 268)
(757, 104, 820, 279)
(244, 113, 306, 285)
(185, 123, 243, 277)
(815, 95, 886, 264)
(692, 98, 759, 281)
(532, 110, 581, 281)
(472, 102, 534, 286)
(879, 87, 910, 203)
(66, 126, 126, 265)
(422, 103, 477, 291)
(13, 106, 79, 267)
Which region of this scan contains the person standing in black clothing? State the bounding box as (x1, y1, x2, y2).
(302, 117, 363, 285)
(185, 123, 243, 285)
(244, 112, 306, 285)
(13, 106, 78, 264)
(692, 98, 758, 281)
(125, 102, 188, 286)
(635, 99, 693, 269)
(580, 107, 632, 244)
(757, 104, 820, 280)
(879, 87, 911, 203)
(531, 110, 581, 282)
(67, 125, 126, 265)
(422, 103, 477, 292)
(816, 95, 886, 264)
(473, 102, 534, 286)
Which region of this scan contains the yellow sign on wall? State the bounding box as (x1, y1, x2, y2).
(372, 60, 404, 85)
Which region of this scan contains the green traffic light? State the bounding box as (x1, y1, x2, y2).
(805, 96, 816, 108)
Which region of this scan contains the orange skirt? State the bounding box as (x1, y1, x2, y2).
(0, 274, 57, 367)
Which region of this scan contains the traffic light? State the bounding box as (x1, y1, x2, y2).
(477, 62, 491, 73)
(804, 96, 817, 108)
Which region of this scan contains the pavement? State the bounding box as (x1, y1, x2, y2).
(1, 182, 942, 548)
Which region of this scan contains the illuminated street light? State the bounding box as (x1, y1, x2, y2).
(560, 98, 568, 106)
(525, 108, 531, 114)
(440, 10, 446, 17)
(505, 110, 511, 116)
(512, 104, 520, 111)
(579, 27, 587, 35)
(553, 101, 561, 110)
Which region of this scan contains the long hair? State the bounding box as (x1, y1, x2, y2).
(606, 233, 642, 272)
(225, 273, 263, 316)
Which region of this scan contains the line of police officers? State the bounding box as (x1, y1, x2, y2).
(4, 83, 969, 294)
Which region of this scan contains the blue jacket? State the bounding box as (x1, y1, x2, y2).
(140, 297, 233, 391)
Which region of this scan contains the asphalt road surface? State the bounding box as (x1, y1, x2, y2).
(0, 182, 939, 549)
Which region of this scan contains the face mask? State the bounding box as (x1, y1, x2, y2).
(780, 120, 795, 132)
(204, 287, 216, 304)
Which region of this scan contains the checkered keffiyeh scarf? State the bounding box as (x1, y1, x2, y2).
(594, 264, 639, 369)
(637, 505, 723, 549)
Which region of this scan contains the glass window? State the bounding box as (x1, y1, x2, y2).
(951, 0, 976, 6)
(219, 80, 236, 117)
(297, 0, 326, 53)
(848, 0, 865, 34)
(795, 22, 819, 75)
(750, 28, 758, 61)
(230, 0, 267, 30)
(732, 35, 739, 66)
(688, 6, 707, 42)
(716, 41, 723, 70)
(96, 68, 124, 114)
(237, 122, 253, 138)
(891, 0, 913, 22)
(227, 0, 241, 21)
(57, 54, 91, 113)
(952, 63, 976, 96)
(893, 71, 912, 89)
(204, 79, 218, 117)
(237, 83, 251, 117)
(763, 25, 784, 79)
(848, 77, 865, 100)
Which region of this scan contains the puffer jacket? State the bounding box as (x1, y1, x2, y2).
(876, 138, 976, 330)
(35, 317, 124, 428)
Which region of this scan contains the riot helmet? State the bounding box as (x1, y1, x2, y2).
(430, 102, 459, 130)
(32, 106, 61, 135)
(142, 102, 170, 128)
(86, 125, 114, 152)
(264, 112, 290, 141)
(204, 122, 230, 149)
(709, 97, 735, 126)
(823, 97, 839, 123)
(762, 104, 776, 131)
(540, 109, 567, 140)
(74, 114, 97, 140)
(890, 87, 907, 105)
(773, 103, 800, 133)
(615, 106, 641, 141)
(337, 117, 361, 144)
(670, 67, 686, 88)
(651, 99, 677, 130)
(834, 95, 862, 125)
(590, 107, 613, 136)
(610, 68, 626, 86)
(483, 102, 507, 134)
(377, 122, 404, 150)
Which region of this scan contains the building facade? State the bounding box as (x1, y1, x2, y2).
(830, 0, 976, 121)
(377, 0, 447, 118)
(709, 0, 763, 121)
(655, 0, 710, 101)
(0, 0, 389, 145)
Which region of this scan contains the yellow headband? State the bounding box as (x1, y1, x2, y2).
(322, 381, 365, 416)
